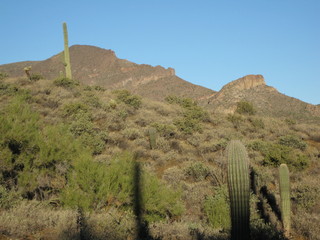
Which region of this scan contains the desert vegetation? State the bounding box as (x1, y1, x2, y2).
(0, 71, 319, 240)
(0, 21, 320, 240)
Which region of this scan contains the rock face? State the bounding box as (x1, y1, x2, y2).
(204, 74, 320, 122)
(220, 74, 266, 92)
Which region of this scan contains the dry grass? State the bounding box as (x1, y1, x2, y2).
(0, 201, 78, 239)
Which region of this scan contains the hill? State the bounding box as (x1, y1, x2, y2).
(1, 46, 320, 240)
(1, 45, 319, 122)
(204, 74, 320, 122)
(0, 73, 319, 239)
(0, 45, 215, 101)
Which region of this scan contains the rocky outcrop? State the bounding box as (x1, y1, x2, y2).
(220, 74, 266, 92)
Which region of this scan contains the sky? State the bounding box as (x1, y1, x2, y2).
(1, 0, 319, 104)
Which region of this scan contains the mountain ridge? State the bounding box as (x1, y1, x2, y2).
(0, 44, 319, 121)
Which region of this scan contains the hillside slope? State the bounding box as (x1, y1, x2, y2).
(0, 45, 215, 101)
(0, 74, 320, 239)
(204, 75, 320, 122)
(1, 45, 319, 122)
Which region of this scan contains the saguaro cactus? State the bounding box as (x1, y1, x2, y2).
(148, 127, 157, 149)
(227, 140, 250, 240)
(279, 163, 291, 238)
(63, 22, 72, 79)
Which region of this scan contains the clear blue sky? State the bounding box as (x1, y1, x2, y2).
(1, 0, 319, 104)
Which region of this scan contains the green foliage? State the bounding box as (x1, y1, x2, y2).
(60, 154, 107, 210)
(62, 102, 89, 118)
(29, 73, 44, 81)
(0, 185, 21, 209)
(83, 94, 103, 108)
(0, 71, 9, 80)
(67, 111, 107, 155)
(54, 77, 79, 88)
(62, 102, 106, 154)
(123, 127, 141, 141)
(113, 89, 142, 109)
(0, 83, 31, 98)
(165, 95, 196, 108)
(227, 114, 243, 128)
(141, 170, 184, 222)
(151, 122, 177, 138)
(249, 140, 309, 170)
(61, 152, 184, 221)
(174, 117, 203, 134)
(291, 183, 320, 211)
(0, 97, 90, 199)
(284, 118, 296, 125)
(278, 135, 307, 151)
(204, 185, 230, 230)
(226, 140, 250, 240)
(279, 164, 291, 237)
(185, 162, 209, 181)
(166, 96, 209, 134)
(249, 117, 265, 129)
(236, 101, 256, 115)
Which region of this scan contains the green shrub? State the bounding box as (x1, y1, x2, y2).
(165, 95, 196, 107)
(123, 127, 141, 141)
(29, 73, 43, 81)
(204, 185, 230, 230)
(248, 140, 309, 170)
(113, 89, 142, 109)
(174, 117, 202, 134)
(0, 71, 9, 80)
(227, 113, 243, 128)
(54, 77, 79, 88)
(61, 152, 184, 221)
(83, 93, 102, 108)
(291, 183, 320, 211)
(166, 95, 209, 134)
(0, 83, 31, 98)
(185, 162, 209, 181)
(69, 113, 107, 155)
(62, 102, 89, 118)
(151, 123, 176, 138)
(278, 135, 307, 151)
(0, 185, 21, 209)
(236, 101, 256, 115)
(249, 117, 265, 129)
(0, 96, 95, 199)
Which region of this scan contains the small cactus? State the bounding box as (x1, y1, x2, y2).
(63, 22, 72, 79)
(226, 140, 250, 240)
(279, 163, 291, 238)
(148, 127, 157, 149)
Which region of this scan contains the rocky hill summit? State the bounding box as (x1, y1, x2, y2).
(220, 74, 266, 91)
(0, 45, 215, 101)
(205, 74, 319, 121)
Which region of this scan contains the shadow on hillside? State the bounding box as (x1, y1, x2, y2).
(133, 160, 155, 240)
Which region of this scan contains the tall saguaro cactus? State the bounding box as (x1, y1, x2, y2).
(279, 163, 291, 238)
(63, 22, 72, 79)
(227, 140, 250, 240)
